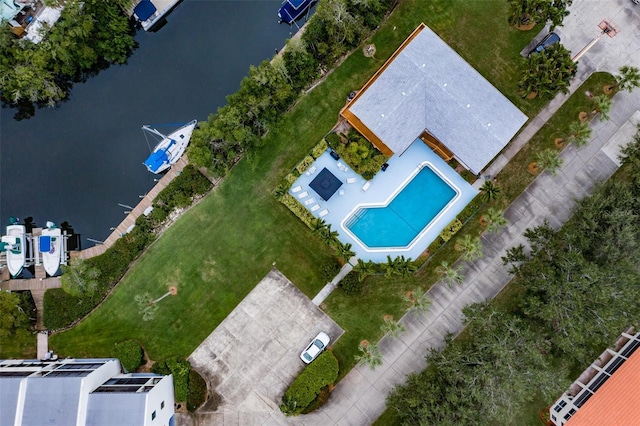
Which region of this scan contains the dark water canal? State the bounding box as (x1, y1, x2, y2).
(1, 0, 297, 246)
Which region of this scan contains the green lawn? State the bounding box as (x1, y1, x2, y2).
(0, 331, 37, 359)
(51, 0, 583, 377)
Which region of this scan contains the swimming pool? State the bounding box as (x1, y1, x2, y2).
(344, 163, 458, 249)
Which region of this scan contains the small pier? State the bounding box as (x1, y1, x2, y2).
(76, 156, 189, 259)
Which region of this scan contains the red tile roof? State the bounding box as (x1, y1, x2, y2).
(567, 349, 640, 425)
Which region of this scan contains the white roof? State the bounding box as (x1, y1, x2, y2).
(348, 24, 528, 174)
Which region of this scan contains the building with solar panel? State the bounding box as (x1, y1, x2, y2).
(0, 358, 175, 426)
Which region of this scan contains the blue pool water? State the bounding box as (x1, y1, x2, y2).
(346, 166, 456, 248)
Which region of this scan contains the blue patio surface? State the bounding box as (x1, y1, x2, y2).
(289, 140, 478, 262)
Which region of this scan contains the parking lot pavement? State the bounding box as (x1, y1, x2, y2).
(187, 268, 343, 424)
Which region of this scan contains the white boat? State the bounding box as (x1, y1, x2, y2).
(143, 119, 197, 174)
(39, 223, 62, 276)
(1, 224, 26, 278)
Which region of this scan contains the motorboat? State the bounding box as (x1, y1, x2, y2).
(39, 222, 62, 276)
(1, 224, 26, 278)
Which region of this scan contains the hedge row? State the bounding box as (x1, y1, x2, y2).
(280, 351, 339, 415)
(280, 194, 316, 229)
(439, 218, 463, 242)
(152, 356, 191, 402)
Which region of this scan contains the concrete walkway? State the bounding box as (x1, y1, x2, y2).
(311, 255, 357, 306)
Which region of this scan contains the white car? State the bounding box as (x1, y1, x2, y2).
(300, 332, 330, 364)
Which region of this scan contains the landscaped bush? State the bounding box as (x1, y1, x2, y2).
(439, 219, 463, 242)
(325, 132, 342, 148)
(279, 194, 316, 228)
(152, 356, 191, 402)
(327, 129, 387, 180)
(296, 155, 315, 174)
(113, 340, 144, 372)
(285, 172, 300, 186)
(187, 369, 207, 412)
(321, 259, 342, 282)
(338, 271, 364, 295)
(280, 351, 339, 415)
(311, 139, 329, 159)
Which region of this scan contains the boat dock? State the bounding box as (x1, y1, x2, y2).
(76, 156, 189, 259)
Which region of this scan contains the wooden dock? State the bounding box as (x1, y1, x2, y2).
(76, 156, 189, 259)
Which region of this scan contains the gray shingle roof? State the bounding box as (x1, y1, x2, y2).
(348, 25, 528, 174)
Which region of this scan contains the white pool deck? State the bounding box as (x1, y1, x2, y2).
(290, 141, 478, 262)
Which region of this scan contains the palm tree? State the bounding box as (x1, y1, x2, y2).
(319, 224, 339, 246)
(480, 179, 501, 201)
(534, 148, 563, 175)
(455, 234, 483, 262)
(354, 259, 376, 282)
(384, 255, 398, 278)
(396, 256, 417, 277)
(335, 241, 355, 264)
(435, 261, 464, 288)
(482, 207, 509, 234)
(589, 94, 612, 121)
(354, 341, 383, 370)
(381, 315, 405, 338)
(567, 121, 592, 148)
(311, 218, 326, 235)
(403, 286, 431, 314)
(608, 65, 640, 93)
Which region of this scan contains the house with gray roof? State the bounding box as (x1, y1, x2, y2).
(0, 358, 175, 426)
(341, 23, 528, 175)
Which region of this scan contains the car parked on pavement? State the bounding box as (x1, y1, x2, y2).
(300, 332, 330, 364)
(529, 32, 561, 57)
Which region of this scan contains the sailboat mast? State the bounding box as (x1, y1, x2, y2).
(142, 125, 167, 140)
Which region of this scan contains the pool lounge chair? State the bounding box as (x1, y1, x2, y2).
(362, 181, 371, 192)
(346, 177, 357, 184)
(291, 185, 302, 193)
(310, 204, 320, 212)
(305, 166, 317, 176)
(318, 209, 329, 217)
(304, 197, 316, 205)
(298, 191, 309, 198)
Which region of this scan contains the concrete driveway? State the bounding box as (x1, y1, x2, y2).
(186, 269, 343, 425)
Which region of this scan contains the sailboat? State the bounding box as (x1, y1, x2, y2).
(143, 119, 197, 174)
(39, 222, 62, 277)
(1, 223, 26, 278)
(277, 0, 316, 24)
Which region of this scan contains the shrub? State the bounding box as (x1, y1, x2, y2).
(439, 219, 463, 242)
(113, 340, 144, 372)
(321, 260, 342, 282)
(296, 155, 315, 174)
(285, 172, 300, 186)
(187, 369, 207, 412)
(302, 385, 331, 414)
(280, 351, 339, 415)
(280, 194, 316, 228)
(152, 356, 191, 402)
(338, 271, 364, 295)
(310, 139, 329, 159)
(325, 132, 342, 149)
